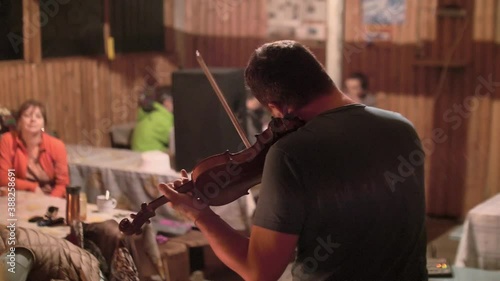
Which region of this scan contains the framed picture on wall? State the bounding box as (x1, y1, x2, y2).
(362, 0, 406, 42)
(267, 0, 326, 41)
(363, 0, 406, 25)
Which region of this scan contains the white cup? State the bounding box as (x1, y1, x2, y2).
(96, 195, 117, 213)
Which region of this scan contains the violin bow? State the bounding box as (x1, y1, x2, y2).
(196, 50, 252, 149)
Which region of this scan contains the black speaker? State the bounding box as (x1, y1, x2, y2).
(172, 68, 248, 171)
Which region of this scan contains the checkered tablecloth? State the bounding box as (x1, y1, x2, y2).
(455, 193, 500, 270)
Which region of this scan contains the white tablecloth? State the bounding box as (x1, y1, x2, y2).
(455, 193, 500, 270)
(66, 145, 255, 234)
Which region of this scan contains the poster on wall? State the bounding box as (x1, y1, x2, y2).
(267, 0, 301, 38)
(267, 0, 327, 41)
(362, 0, 406, 41)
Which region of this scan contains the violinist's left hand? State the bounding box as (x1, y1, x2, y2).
(158, 169, 216, 222)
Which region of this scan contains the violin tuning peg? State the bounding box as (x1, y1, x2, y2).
(146, 219, 151, 224)
(130, 213, 137, 219)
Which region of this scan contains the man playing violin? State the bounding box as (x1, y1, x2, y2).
(159, 40, 427, 281)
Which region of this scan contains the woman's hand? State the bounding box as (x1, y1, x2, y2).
(27, 162, 51, 182)
(34, 186, 45, 195)
(158, 169, 215, 222)
(40, 184, 52, 195)
(34, 185, 51, 195)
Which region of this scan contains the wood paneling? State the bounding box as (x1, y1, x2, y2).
(344, 0, 438, 44)
(342, 0, 499, 218)
(1, 0, 498, 219)
(496, 0, 500, 44)
(177, 0, 267, 68)
(0, 54, 177, 147)
(486, 99, 500, 197)
(474, 0, 497, 41)
(174, 0, 498, 218)
(347, 40, 500, 219)
(23, 0, 41, 63)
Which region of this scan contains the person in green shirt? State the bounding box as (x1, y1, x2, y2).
(131, 87, 174, 152)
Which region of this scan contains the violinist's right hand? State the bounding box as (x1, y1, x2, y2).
(158, 169, 216, 223)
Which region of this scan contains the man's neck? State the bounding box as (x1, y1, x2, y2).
(291, 89, 356, 121)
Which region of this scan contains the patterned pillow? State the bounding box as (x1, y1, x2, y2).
(84, 239, 110, 278)
(110, 247, 140, 281)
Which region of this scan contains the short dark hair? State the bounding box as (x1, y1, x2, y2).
(155, 86, 172, 104)
(347, 72, 369, 90)
(244, 40, 335, 110)
(15, 99, 47, 124)
(139, 86, 172, 112)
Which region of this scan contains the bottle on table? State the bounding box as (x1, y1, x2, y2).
(66, 186, 83, 247)
(66, 186, 80, 224)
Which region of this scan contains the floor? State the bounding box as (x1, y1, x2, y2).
(426, 217, 463, 263)
(197, 217, 462, 281)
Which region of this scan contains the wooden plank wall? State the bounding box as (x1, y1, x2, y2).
(342, 0, 500, 218)
(177, 0, 499, 218)
(466, 0, 500, 213)
(1, 0, 498, 218)
(0, 54, 177, 147)
(341, 0, 440, 214)
(175, 0, 327, 68)
(23, 0, 41, 63)
(177, 0, 268, 68)
(175, 0, 500, 217)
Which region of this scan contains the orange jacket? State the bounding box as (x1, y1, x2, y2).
(0, 132, 69, 197)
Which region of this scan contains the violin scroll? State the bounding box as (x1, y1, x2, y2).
(120, 181, 195, 235)
(119, 202, 156, 235)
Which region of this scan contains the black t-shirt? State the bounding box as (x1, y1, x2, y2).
(253, 104, 428, 281)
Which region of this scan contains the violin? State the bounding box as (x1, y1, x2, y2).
(119, 52, 305, 235)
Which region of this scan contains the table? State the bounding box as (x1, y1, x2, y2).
(0, 190, 133, 239)
(0, 191, 168, 280)
(455, 193, 500, 270)
(275, 263, 500, 281)
(428, 266, 500, 281)
(66, 144, 256, 235)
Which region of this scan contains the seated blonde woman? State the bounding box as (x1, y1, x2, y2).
(0, 100, 69, 197)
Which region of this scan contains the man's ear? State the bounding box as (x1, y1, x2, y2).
(267, 102, 284, 118)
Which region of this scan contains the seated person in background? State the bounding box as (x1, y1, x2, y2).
(0, 100, 69, 197)
(246, 92, 272, 142)
(344, 72, 377, 107)
(131, 86, 174, 152)
(246, 94, 265, 144)
(0, 106, 16, 135)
